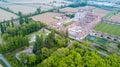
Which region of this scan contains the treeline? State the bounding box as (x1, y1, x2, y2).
(0, 35, 29, 54)
(0, 7, 18, 15)
(0, 16, 32, 34)
(68, 0, 87, 7)
(1, 21, 45, 37)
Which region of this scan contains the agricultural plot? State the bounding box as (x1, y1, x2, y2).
(24, 4, 54, 11)
(7, 0, 72, 5)
(60, 6, 96, 13)
(0, 4, 38, 15)
(0, 9, 18, 22)
(94, 22, 120, 36)
(0, 2, 53, 14)
(60, 7, 79, 13)
(85, 6, 96, 9)
(38, 5, 53, 10)
(0, 0, 72, 15)
(93, 8, 110, 18)
(109, 13, 120, 22)
(32, 12, 62, 24)
(7, 0, 72, 8)
(8, 0, 66, 4)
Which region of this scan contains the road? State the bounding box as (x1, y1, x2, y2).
(0, 54, 11, 67)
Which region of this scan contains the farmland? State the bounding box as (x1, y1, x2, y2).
(0, 9, 18, 22)
(1, 5, 38, 15)
(109, 13, 120, 22)
(60, 7, 79, 13)
(32, 12, 62, 24)
(94, 22, 120, 36)
(0, 0, 72, 15)
(7, 0, 72, 4)
(0, 0, 73, 23)
(0, 2, 51, 15)
(93, 8, 110, 18)
(60, 6, 96, 13)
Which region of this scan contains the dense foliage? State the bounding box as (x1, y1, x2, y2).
(0, 35, 29, 54)
(37, 48, 120, 67)
(0, 21, 45, 54)
(32, 31, 69, 64)
(6, 22, 45, 36)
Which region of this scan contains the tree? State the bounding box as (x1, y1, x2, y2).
(37, 46, 120, 67)
(36, 8, 41, 14)
(45, 30, 55, 48)
(18, 11, 22, 17)
(11, 17, 14, 27)
(82, 41, 91, 47)
(2, 33, 11, 41)
(117, 44, 120, 49)
(28, 54, 36, 65)
(33, 35, 44, 55)
(24, 17, 29, 24)
(40, 47, 50, 61)
(0, 35, 29, 53)
(0, 24, 5, 34)
(18, 11, 24, 25)
(19, 52, 28, 64)
(6, 25, 19, 36)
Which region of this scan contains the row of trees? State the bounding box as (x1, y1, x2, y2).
(1, 21, 45, 37)
(0, 18, 14, 34)
(68, 0, 88, 7)
(0, 17, 32, 34)
(0, 7, 41, 34)
(0, 35, 29, 54)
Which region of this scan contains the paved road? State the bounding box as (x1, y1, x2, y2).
(0, 54, 11, 67)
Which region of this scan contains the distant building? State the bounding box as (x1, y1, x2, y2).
(69, 7, 101, 40)
(51, 7, 101, 41)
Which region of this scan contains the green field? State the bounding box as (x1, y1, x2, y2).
(94, 22, 120, 36)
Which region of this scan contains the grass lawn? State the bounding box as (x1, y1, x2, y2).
(63, 21, 74, 27)
(27, 30, 47, 38)
(94, 22, 120, 36)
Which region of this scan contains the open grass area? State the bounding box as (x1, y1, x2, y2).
(63, 21, 74, 27)
(94, 22, 120, 36)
